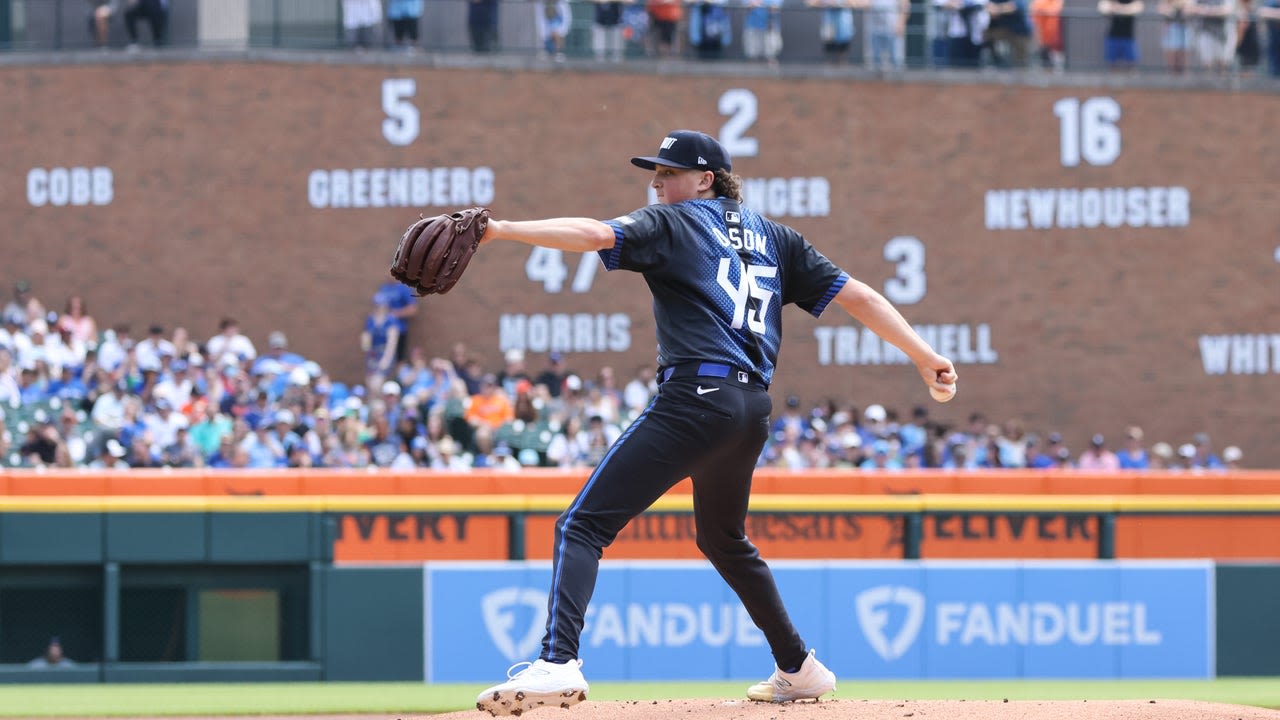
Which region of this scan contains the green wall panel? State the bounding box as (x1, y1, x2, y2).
(1216, 564, 1280, 675)
(106, 513, 206, 562)
(323, 566, 423, 681)
(210, 513, 314, 562)
(0, 514, 102, 564)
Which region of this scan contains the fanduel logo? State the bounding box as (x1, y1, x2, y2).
(482, 587, 547, 662)
(855, 586, 925, 661)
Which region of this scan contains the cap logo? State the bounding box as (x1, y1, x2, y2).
(697, 156, 707, 165)
(660, 137, 678, 149)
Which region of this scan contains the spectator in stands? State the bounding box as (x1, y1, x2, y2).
(937, 0, 987, 67)
(343, 0, 383, 50)
(1052, 445, 1073, 468)
(533, 351, 569, 399)
(866, 0, 908, 69)
(468, 0, 501, 52)
(537, 0, 573, 60)
(1236, 0, 1261, 73)
(253, 331, 306, 378)
(1148, 440, 1174, 469)
(994, 418, 1028, 467)
(1261, 0, 1280, 76)
(591, 0, 627, 61)
(1117, 425, 1150, 468)
(1174, 442, 1198, 470)
(0, 348, 18, 406)
(985, 0, 1034, 66)
(809, 0, 858, 64)
(28, 637, 75, 669)
(1223, 445, 1243, 469)
(465, 373, 514, 436)
(4, 280, 46, 329)
(361, 297, 401, 390)
(56, 295, 98, 347)
(688, 0, 732, 59)
(1159, 0, 1192, 72)
(386, 0, 424, 52)
(134, 324, 174, 370)
(87, 0, 116, 49)
(1191, 432, 1225, 469)
(207, 317, 257, 368)
(19, 411, 60, 466)
(189, 402, 231, 459)
(1030, 431, 1065, 468)
(497, 348, 531, 397)
(1099, 0, 1144, 71)
(741, 0, 784, 65)
(123, 0, 169, 49)
(621, 363, 657, 418)
(1031, 0, 1065, 69)
(1077, 433, 1121, 470)
(375, 278, 420, 365)
(1189, 0, 1236, 73)
(646, 0, 684, 56)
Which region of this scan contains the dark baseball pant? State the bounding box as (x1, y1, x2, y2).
(539, 363, 808, 672)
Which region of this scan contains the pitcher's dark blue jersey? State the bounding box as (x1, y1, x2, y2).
(600, 199, 849, 384)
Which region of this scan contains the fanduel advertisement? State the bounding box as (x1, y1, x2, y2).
(423, 560, 1213, 682)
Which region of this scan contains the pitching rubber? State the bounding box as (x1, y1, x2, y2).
(477, 688, 588, 717)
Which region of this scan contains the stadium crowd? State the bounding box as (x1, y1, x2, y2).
(0, 279, 1246, 471)
(71, 0, 1280, 77)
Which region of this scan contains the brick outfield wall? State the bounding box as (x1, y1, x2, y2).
(1, 62, 1277, 464)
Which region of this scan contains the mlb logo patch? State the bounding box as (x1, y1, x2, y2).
(725, 211, 740, 223)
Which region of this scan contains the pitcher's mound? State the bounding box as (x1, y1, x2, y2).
(448, 698, 1280, 719)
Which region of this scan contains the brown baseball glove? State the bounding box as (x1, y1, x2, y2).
(389, 206, 491, 296)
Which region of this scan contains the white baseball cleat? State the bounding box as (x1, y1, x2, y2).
(476, 658, 589, 717)
(746, 649, 837, 703)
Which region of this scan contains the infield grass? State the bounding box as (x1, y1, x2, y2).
(0, 679, 1277, 716)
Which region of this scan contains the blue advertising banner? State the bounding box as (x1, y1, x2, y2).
(424, 560, 1213, 682)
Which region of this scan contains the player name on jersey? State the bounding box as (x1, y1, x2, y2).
(307, 166, 495, 209)
(984, 186, 1190, 230)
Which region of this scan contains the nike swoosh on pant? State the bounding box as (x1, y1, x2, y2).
(696, 386, 719, 395)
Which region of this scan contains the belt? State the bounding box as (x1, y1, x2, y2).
(658, 362, 769, 390)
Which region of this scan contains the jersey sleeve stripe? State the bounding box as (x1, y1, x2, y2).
(598, 222, 626, 270)
(810, 272, 850, 317)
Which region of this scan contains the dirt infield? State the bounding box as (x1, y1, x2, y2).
(99, 699, 1280, 720)
(439, 699, 1280, 719)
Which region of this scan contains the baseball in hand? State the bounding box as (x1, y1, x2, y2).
(930, 382, 957, 403)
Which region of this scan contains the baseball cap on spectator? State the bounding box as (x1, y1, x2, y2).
(106, 438, 127, 458)
(1177, 443, 1196, 459)
(289, 367, 311, 386)
(1193, 432, 1210, 446)
(549, 351, 563, 363)
(1091, 434, 1105, 447)
(1055, 447, 1071, 460)
(786, 395, 800, 409)
(1151, 442, 1173, 460)
(268, 331, 288, 349)
(864, 404, 887, 423)
(28, 319, 48, 336)
(382, 380, 401, 396)
(481, 373, 498, 387)
(1223, 446, 1242, 463)
(518, 448, 540, 466)
(1126, 426, 1144, 441)
(274, 409, 295, 426)
(1048, 432, 1063, 444)
(564, 374, 583, 392)
(505, 349, 525, 364)
(171, 359, 188, 373)
(254, 359, 283, 376)
(630, 130, 732, 173)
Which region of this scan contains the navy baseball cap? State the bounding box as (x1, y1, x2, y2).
(630, 130, 731, 173)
